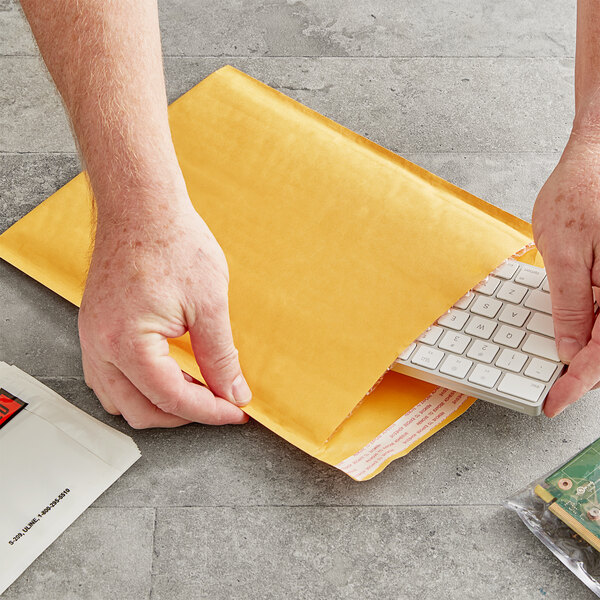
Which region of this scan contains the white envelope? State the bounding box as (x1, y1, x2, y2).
(0, 362, 141, 595)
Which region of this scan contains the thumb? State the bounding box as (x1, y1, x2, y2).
(188, 298, 252, 407)
(544, 252, 594, 364)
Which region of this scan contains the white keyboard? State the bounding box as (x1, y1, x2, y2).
(392, 261, 564, 415)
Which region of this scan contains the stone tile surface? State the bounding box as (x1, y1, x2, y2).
(2, 0, 576, 59)
(0, 56, 75, 154)
(0, 56, 574, 154)
(165, 57, 575, 155)
(1, 2, 594, 599)
(29, 378, 598, 510)
(0, 153, 80, 231)
(0, 261, 82, 378)
(2, 508, 155, 599)
(150, 506, 595, 600)
(157, 0, 576, 59)
(0, 0, 35, 56)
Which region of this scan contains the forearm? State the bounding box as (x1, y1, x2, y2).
(20, 0, 185, 222)
(574, 0, 600, 135)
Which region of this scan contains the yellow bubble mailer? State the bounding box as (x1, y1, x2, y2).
(0, 66, 537, 480)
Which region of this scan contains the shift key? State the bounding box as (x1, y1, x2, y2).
(522, 334, 560, 362)
(498, 373, 545, 403)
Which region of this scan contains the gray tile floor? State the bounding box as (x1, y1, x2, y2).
(1, 1, 597, 598)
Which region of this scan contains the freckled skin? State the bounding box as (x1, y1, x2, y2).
(533, 134, 600, 417)
(79, 200, 250, 427)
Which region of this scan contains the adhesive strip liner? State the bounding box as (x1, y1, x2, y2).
(334, 387, 469, 481)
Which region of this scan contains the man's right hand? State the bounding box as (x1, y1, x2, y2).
(532, 133, 600, 417)
(78, 194, 251, 429)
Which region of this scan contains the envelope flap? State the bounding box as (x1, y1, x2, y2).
(0, 65, 533, 454)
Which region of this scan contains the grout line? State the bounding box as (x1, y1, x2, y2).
(0, 151, 78, 156)
(0, 150, 564, 157)
(164, 55, 577, 60)
(89, 502, 511, 509)
(37, 376, 85, 382)
(0, 54, 576, 60)
(148, 507, 158, 600)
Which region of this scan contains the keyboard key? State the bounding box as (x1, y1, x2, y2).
(439, 355, 472, 379)
(475, 276, 501, 296)
(495, 349, 527, 372)
(493, 325, 526, 349)
(466, 340, 500, 363)
(468, 364, 501, 388)
(526, 312, 555, 338)
(496, 281, 528, 304)
(465, 316, 497, 340)
(399, 343, 416, 361)
(439, 331, 470, 354)
(542, 277, 550, 292)
(498, 305, 530, 327)
(524, 290, 552, 314)
(522, 333, 560, 362)
(524, 357, 558, 382)
(411, 346, 444, 370)
(454, 291, 475, 310)
(497, 373, 545, 402)
(471, 296, 502, 318)
(418, 326, 444, 345)
(493, 260, 520, 280)
(515, 265, 546, 288)
(437, 309, 469, 330)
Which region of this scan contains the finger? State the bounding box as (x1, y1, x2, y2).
(119, 335, 249, 425)
(543, 250, 594, 363)
(81, 353, 120, 415)
(188, 297, 252, 407)
(92, 363, 192, 428)
(544, 316, 600, 417)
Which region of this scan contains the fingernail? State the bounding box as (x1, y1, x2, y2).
(557, 338, 582, 364)
(232, 374, 252, 406)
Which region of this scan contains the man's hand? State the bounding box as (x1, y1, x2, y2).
(79, 197, 250, 428)
(533, 134, 600, 417)
(530, 0, 600, 417)
(19, 0, 253, 427)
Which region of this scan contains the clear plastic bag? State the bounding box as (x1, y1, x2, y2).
(505, 475, 600, 596)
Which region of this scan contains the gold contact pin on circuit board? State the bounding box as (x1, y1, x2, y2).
(547, 503, 600, 551)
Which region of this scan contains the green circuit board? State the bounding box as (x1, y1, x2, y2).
(535, 437, 600, 551)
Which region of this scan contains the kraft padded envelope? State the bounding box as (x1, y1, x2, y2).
(0, 65, 537, 479)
